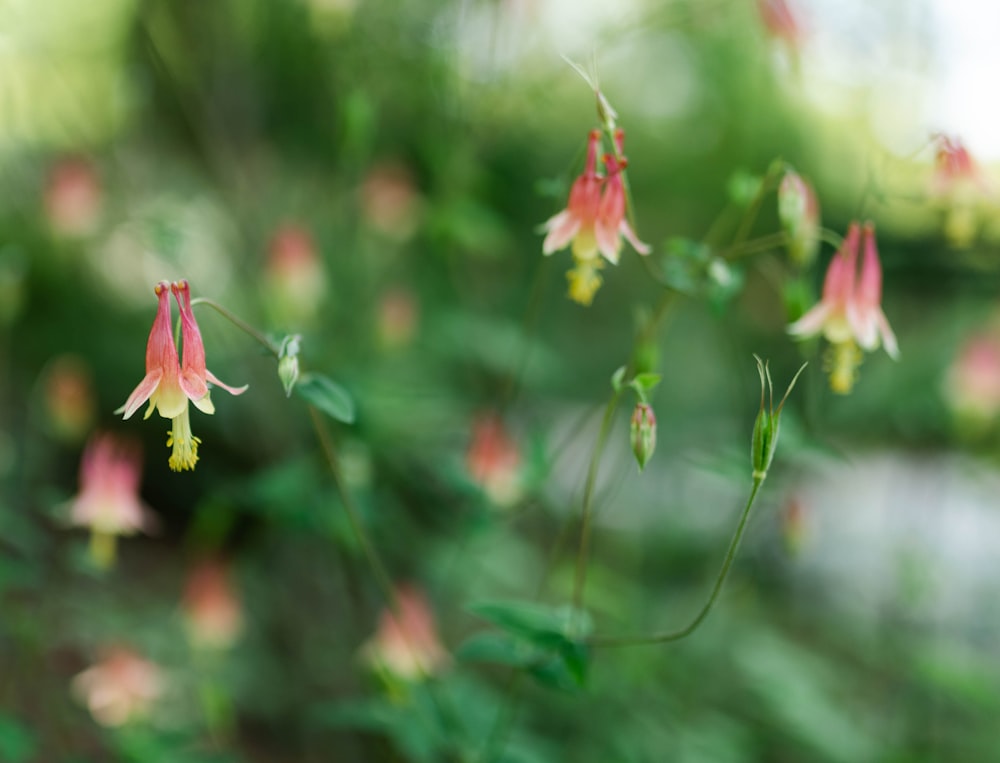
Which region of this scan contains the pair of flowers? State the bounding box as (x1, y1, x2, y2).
(119, 280, 247, 471)
(542, 129, 650, 305)
(789, 221, 898, 393)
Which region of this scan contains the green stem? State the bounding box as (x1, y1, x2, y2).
(308, 406, 397, 609)
(190, 298, 280, 358)
(589, 476, 764, 647)
(571, 391, 622, 610)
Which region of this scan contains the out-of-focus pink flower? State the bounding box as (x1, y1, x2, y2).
(931, 134, 986, 196)
(543, 130, 604, 261)
(72, 646, 166, 728)
(363, 585, 448, 681)
(44, 157, 102, 237)
(781, 494, 808, 555)
(182, 558, 243, 651)
(43, 355, 96, 442)
(757, 0, 803, 49)
(944, 331, 1000, 424)
(788, 222, 898, 393)
(68, 433, 156, 568)
(360, 162, 422, 241)
(265, 224, 326, 325)
(118, 281, 246, 472)
(466, 413, 523, 507)
(377, 286, 420, 348)
(778, 170, 821, 268)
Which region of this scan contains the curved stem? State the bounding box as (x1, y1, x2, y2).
(190, 297, 280, 358)
(589, 476, 764, 648)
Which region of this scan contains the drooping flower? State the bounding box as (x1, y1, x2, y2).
(943, 328, 1000, 430)
(542, 129, 604, 261)
(264, 223, 326, 326)
(931, 134, 984, 196)
(788, 222, 897, 393)
(72, 646, 166, 728)
(119, 281, 247, 472)
(466, 412, 523, 507)
(542, 129, 650, 305)
(930, 134, 990, 247)
(363, 584, 448, 683)
(182, 558, 244, 651)
(44, 156, 102, 237)
(596, 145, 651, 265)
(629, 402, 657, 471)
(757, 0, 803, 48)
(68, 433, 156, 569)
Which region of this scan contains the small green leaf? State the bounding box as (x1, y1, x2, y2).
(610, 366, 627, 392)
(295, 374, 356, 424)
(631, 373, 661, 393)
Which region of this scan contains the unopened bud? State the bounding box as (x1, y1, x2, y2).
(751, 356, 807, 483)
(778, 170, 820, 268)
(277, 335, 301, 397)
(630, 402, 657, 471)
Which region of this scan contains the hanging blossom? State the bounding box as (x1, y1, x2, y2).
(362, 584, 449, 683)
(930, 134, 990, 247)
(118, 280, 247, 471)
(68, 433, 157, 569)
(542, 128, 649, 306)
(788, 222, 898, 393)
(72, 646, 166, 728)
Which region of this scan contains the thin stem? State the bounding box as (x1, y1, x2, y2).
(308, 406, 397, 608)
(589, 476, 764, 648)
(190, 297, 280, 358)
(571, 391, 622, 610)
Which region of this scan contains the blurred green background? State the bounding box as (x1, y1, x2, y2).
(3, 0, 1000, 760)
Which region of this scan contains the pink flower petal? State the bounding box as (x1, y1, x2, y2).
(119, 370, 162, 420)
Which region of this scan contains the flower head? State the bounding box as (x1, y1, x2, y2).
(467, 412, 523, 507)
(182, 558, 243, 651)
(931, 133, 985, 196)
(119, 281, 247, 471)
(788, 222, 897, 393)
(68, 433, 156, 568)
(543, 129, 604, 261)
(363, 585, 448, 682)
(72, 646, 166, 728)
(542, 129, 650, 305)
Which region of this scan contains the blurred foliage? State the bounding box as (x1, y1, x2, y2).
(3, 0, 1000, 761)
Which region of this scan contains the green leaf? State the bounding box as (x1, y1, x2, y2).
(295, 373, 356, 424)
(631, 373, 661, 393)
(610, 366, 627, 392)
(468, 600, 592, 643)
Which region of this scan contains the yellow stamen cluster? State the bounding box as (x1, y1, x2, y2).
(566, 257, 604, 306)
(826, 340, 863, 395)
(166, 407, 201, 472)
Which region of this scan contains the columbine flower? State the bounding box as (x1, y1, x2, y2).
(68, 433, 156, 569)
(930, 134, 990, 247)
(595, 131, 650, 265)
(72, 646, 166, 728)
(542, 129, 650, 305)
(119, 281, 247, 472)
(542, 129, 604, 262)
(788, 222, 898, 393)
(44, 156, 102, 237)
(467, 412, 523, 507)
(363, 585, 448, 683)
(943, 328, 1000, 429)
(182, 558, 244, 651)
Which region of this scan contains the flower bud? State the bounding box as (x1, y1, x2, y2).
(778, 170, 820, 268)
(630, 402, 657, 471)
(751, 356, 806, 483)
(277, 335, 302, 398)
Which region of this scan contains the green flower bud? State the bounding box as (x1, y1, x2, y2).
(630, 402, 657, 472)
(751, 356, 807, 483)
(277, 334, 302, 398)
